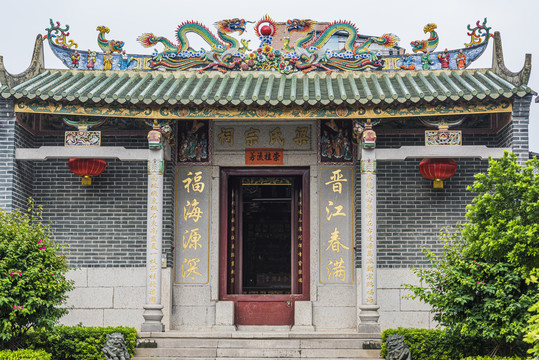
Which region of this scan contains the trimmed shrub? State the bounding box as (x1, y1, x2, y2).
(380, 328, 527, 360)
(0, 199, 74, 349)
(461, 357, 532, 360)
(405, 154, 539, 355)
(0, 349, 51, 360)
(27, 325, 138, 360)
(524, 299, 539, 358)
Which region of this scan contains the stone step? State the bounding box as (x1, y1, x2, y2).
(150, 338, 366, 349)
(138, 331, 381, 338)
(134, 358, 381, 360)
(134, 347, 381, 358)
(133, 332, 383, 359)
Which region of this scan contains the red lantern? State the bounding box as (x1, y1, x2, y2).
(419, 158, 457, 189)
(68, 158, 107, 185)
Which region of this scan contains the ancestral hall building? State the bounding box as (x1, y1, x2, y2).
(0, 16, 534, 335)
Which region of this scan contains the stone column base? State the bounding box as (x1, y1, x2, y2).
(291, 301, 314, 332)
(214, 301, 236, 331)
(357, 304, 380, 334)
(141, 304, 165, 332)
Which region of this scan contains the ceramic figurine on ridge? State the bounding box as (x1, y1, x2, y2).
(87, 50, 96, 69)
(103, 51, 113, 70)
(421, 51, 433, 70)
(456, 49, 466, 69)
(120, 50, 129, 70)
(438, 48, 450, 69)
(71, 50, 80, 68)
(400, 53, 415, 70)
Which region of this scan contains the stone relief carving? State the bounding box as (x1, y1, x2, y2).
(385, 334, 411, 360)
(103, 332, 130, 360)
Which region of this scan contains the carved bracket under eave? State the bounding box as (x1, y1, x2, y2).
(492, 31, 532, 86)
(0, 35, 44, 88)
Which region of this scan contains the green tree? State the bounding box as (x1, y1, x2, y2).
(524, 296, 539, 358)
(0, 199, 74, 349)
(406, 153, 539, 356)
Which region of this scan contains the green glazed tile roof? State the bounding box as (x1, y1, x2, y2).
(1, 69, 533, 107)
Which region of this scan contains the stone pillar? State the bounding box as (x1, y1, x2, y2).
(357, 121, 381, 333)
(142, 127, 166, 332)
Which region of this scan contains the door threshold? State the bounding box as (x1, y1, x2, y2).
(237, 325, 291, 332)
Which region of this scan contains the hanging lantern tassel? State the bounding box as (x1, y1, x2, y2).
(419, 158, 457, 189)
(68, 158, 107, 185)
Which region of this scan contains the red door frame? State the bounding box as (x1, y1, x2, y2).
(219, 167, 310, 325)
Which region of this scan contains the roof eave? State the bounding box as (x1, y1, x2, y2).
(491, 31, 533, 88)
(0, 34, 45, 88)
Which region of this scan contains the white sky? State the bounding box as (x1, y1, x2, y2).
(1, 0, 537, 152)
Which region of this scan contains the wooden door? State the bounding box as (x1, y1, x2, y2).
(219, 168, 309, 325)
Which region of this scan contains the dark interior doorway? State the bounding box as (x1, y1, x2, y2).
(241, 180, 292, 294)
(219, 168, 310, 325)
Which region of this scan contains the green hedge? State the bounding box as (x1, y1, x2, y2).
(381, 328, 493, 360)
(27, 326, 138, 360)
(0, 350, 51, 360)
(381, 328, 531, 360)
(461, 357, 532, 360)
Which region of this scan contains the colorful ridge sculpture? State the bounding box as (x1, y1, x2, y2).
(410, 23, 439, 53)
(96, 26, 125, 53)
(464, 18, 494, 47)
(44, 16, 493, 73)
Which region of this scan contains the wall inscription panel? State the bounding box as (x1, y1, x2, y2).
(213, 123, 313, 152)
(319, 167, 354, 284)
(175, 167, 211, 284)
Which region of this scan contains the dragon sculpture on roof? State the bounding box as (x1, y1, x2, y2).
(137, 18, 248, 72)
(284, 19, 399, 72)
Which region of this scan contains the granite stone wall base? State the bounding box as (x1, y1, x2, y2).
(312, 305, 357, 329)
(64, 268, 434, 331)
(61, 268, 172, 330)
(356, 268, 437, 331)
(171, 305, 217, 329)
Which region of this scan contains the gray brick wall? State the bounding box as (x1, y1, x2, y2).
(511, 95, 532, 163)
(11, 96, 530, 269)
(496, 122, 512, 148)
(352, 112, 530, 269)
(355, 157, 489, 268)
(0, 100, 15, 212)
(28, 134, 175, 268)
(13, 123, 35, 210)
(464, 133, 498, 147)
